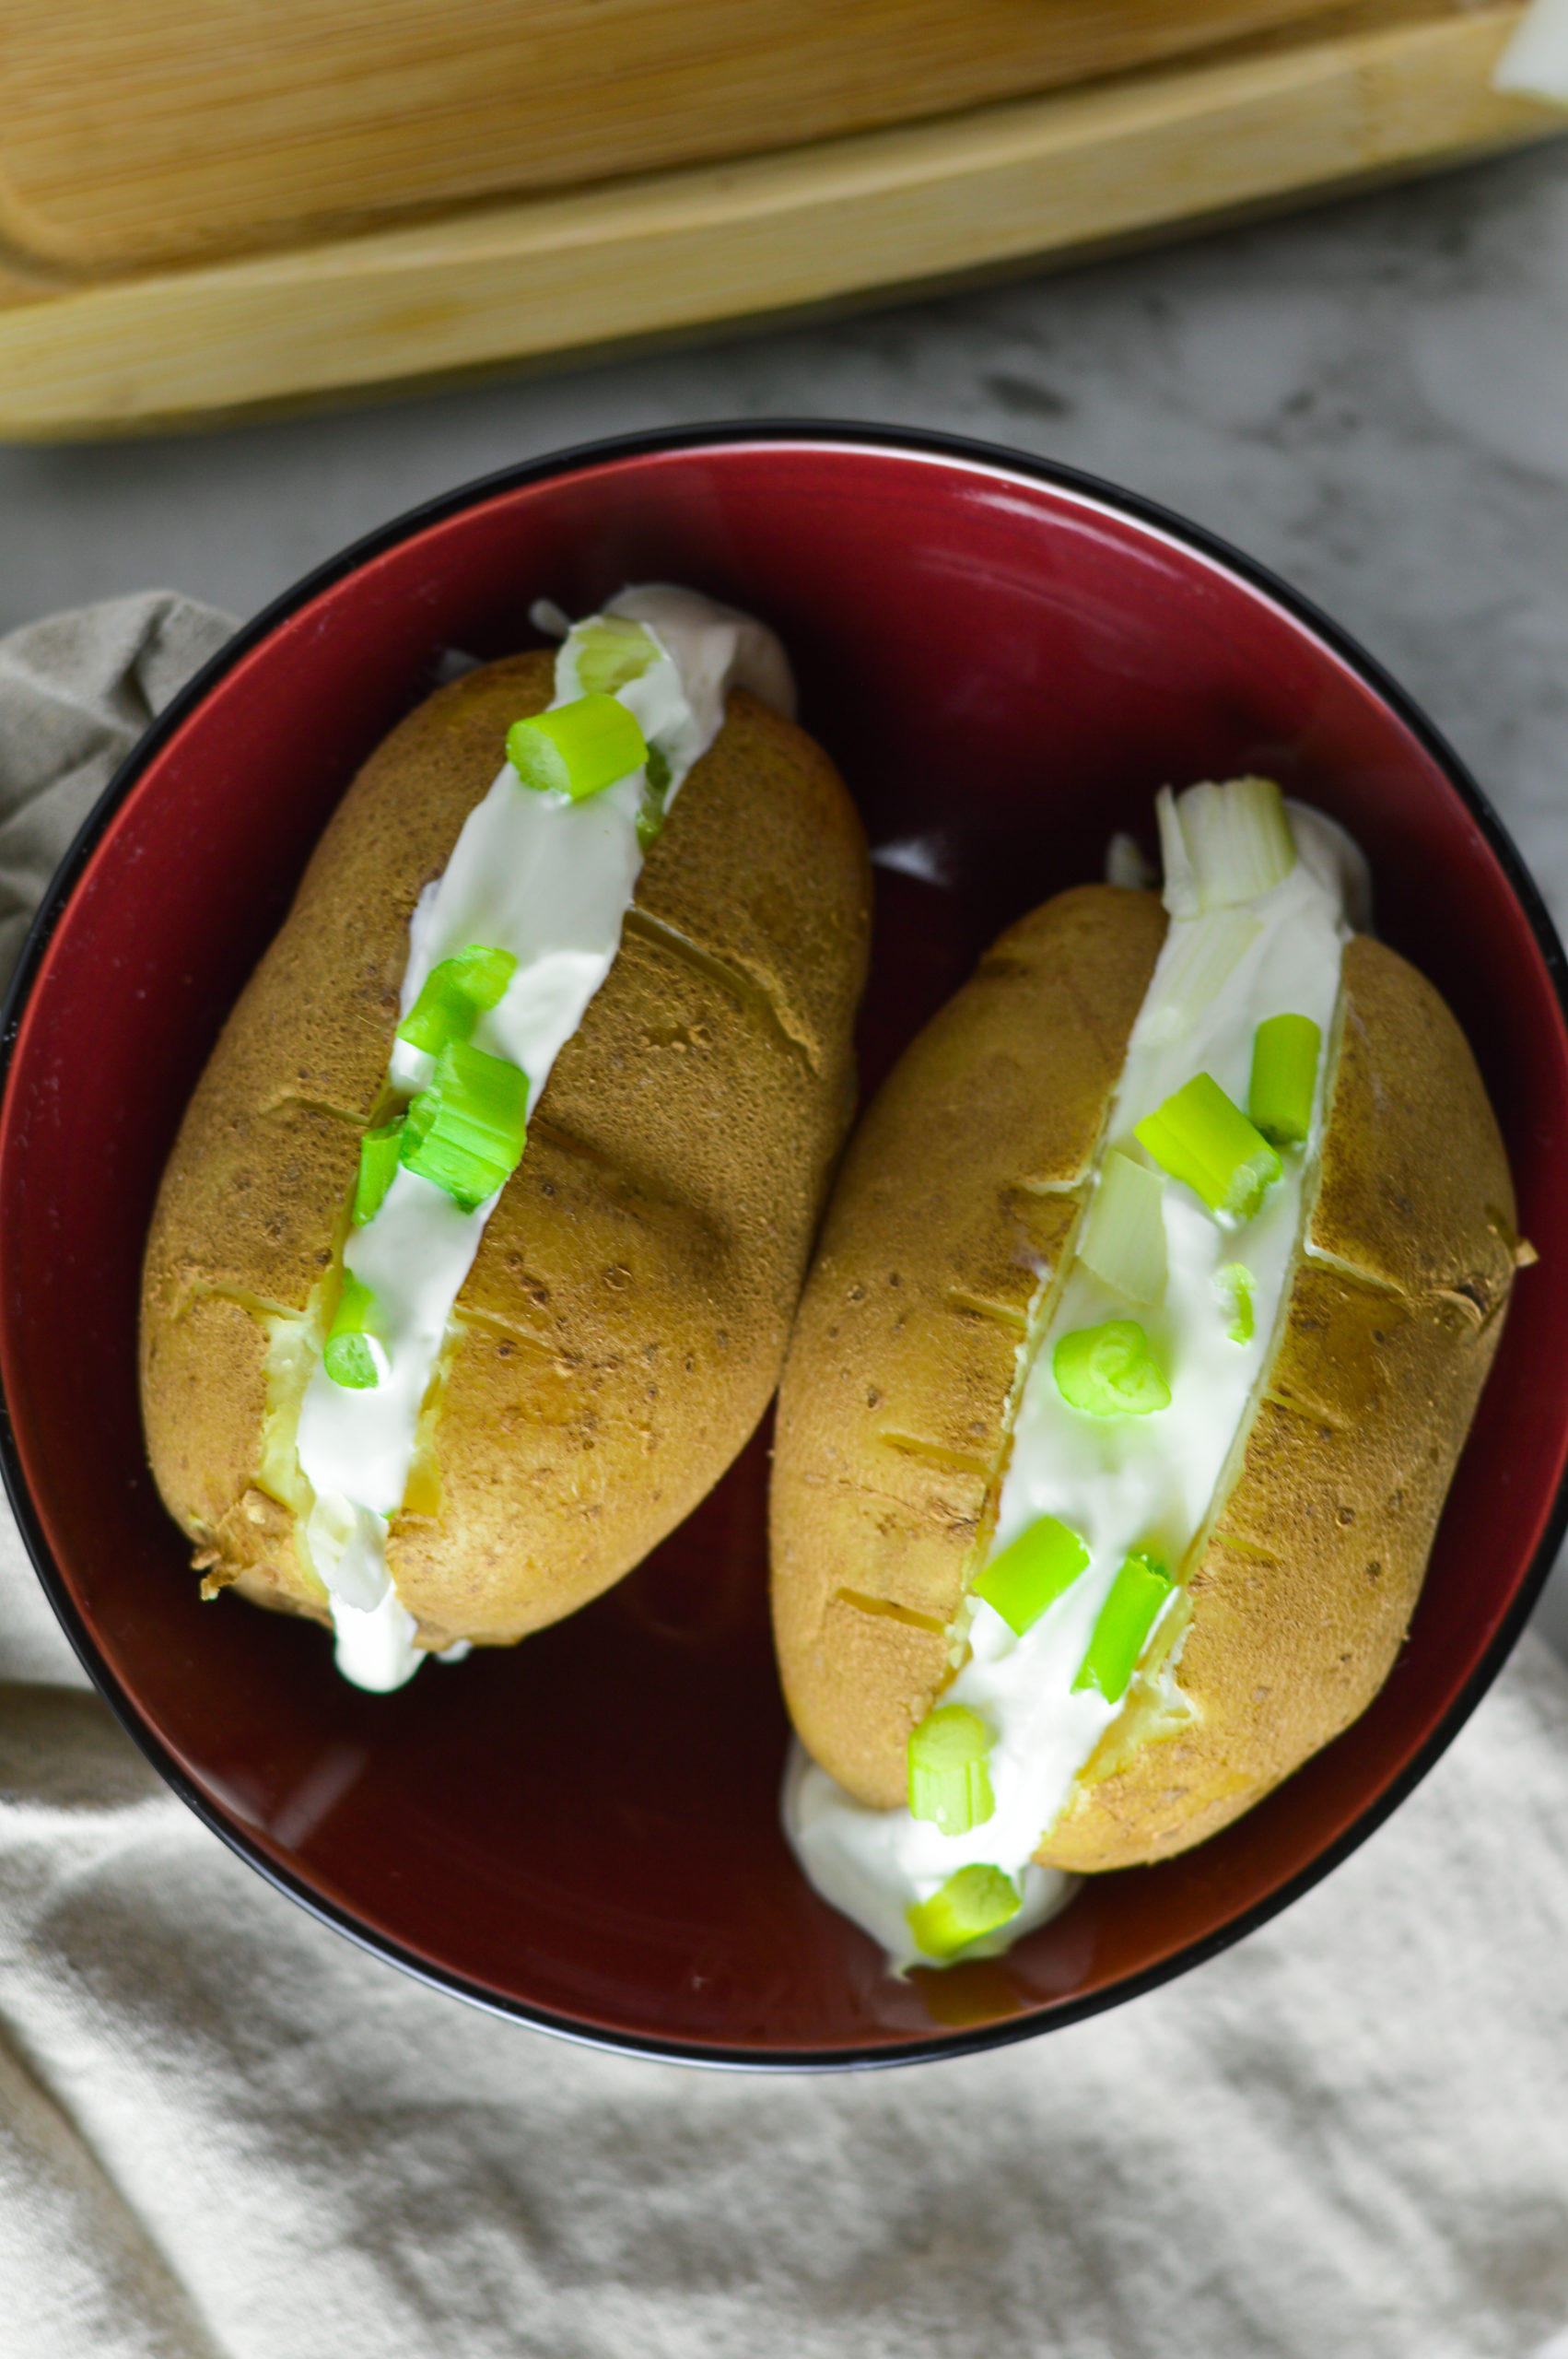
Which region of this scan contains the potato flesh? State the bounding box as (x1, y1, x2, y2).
(139, 652, 871, 1649)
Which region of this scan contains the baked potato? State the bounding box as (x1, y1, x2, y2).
(772, 780, 1518, 1958)
(141, 596, 870, 1684)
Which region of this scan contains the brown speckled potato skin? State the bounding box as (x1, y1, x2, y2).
(769, 886, 1516, 1867)
(140, 652, 871, 1651)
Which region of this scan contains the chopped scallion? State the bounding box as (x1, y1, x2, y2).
(637, 744, 673, 851)
(506, 693, 648, 803)
(568, 616, 659, 698)
(1054, 1320, 1170, 1418)
(1072, 1553, 1174, 1702)
(397, 943, 517, 1056)
(1155, 786, 1199, 921)
(1248, 1013, 1321, 1147)
(1078, 1150, 1167, 1306)
(907, 1865, 1021, 1961)
(1134, 1071, 1281, 1223)
(323, 1332, 380, 1389)
(973, 1515, 1089, 1636)
(907, 1706, 996, 1836)
(400, 1039, 529, 1212)
(1216, 1262, 1255, 1345)
(1166, 776, 1297, 910)
(352, 1120, 405, 1227)
(324, 1272, 384, 1391)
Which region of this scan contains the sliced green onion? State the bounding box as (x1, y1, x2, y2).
(636, 744, 673, 851)
(324, 1272, 383, 1391)
(907, 1706, 995, 1836)
(972, 1514, 1089, 1636)
(1248, 1013, 1321, 1147)
(352, 1119, 405, 1227)
(400, 1039, 529, 1212)
(506, 693, 648, 803)
(1163, 776, 1297, 911)
(1134, 1071, 1281, 1223)
(1139, 908, 1262, 1048)
(1216, 1262, 1255, 1345)
(323, 1333, 375, 1389)
(1072, 1553, 1175, 1702)
(1077, 1150, 1167, 1306)
(397, 943, 517, 1056)
(907, 1865, 1021, 1961)
(568, 616, 659, 698)
(323, 1332, 379, 1389)
(1054, 1320, 1170, 1418)
(1155, 786, 1199, 921)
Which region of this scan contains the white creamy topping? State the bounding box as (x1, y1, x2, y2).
(785, 795, 1356, 1972)
(1493, 0, 1568, 104)
(786, 1744, 1075, 1966)
(293, 587, 793, 1690)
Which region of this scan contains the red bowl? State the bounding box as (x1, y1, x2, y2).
(3, 426, 1565, 2068)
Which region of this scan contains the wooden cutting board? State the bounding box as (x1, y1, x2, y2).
(0, 0, 1353, 270)
(0, 0, 1559, 439)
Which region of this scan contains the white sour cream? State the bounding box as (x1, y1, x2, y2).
(1493, 0, 1568, 105)
(293, 587, 794, 1689)
(785, 797, 1356, 1972)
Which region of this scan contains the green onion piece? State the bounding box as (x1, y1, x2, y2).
(506, 694, 648, 803)
(323, 1332, 379, 1389)
(1134, 1072, 1282, 1223)
(907, 1706, 995, 1836)
(1053, 1320, 1171, 1418)
(331, 1272, 374, 1332)
(907, 1865, 1022, 1961)
(1248, 1013, 1321, 1147)
(352, 1120, 405, 1227)
(400, 1039, 529, 1212)
(568, 616, 659, 698)
(1078, 1150, 1168, 1306)
(973, 1515, 1089, 1636)
(1154, 786, 1199, 920)
(1216, 1262, 1255, 1345)
(1161, 776, 1297, 912)
(396, 944, 518, 1056)
(324, 1272, 382, 1391)
(636, 744, 673, 851)
(1072, 1552, 1175, 1702)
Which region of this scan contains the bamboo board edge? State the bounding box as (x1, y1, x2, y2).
(0, 5, 1560, 442)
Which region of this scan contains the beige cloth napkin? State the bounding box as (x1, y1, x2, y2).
(2, 595, 1566, 2359)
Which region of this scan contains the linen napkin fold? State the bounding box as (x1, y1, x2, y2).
(0, 594, 1565, 2359)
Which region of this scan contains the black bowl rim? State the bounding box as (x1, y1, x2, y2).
(2, 419, 1565, 2073)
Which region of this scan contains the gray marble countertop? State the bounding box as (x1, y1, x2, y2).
(4, 135, 1565, 1647)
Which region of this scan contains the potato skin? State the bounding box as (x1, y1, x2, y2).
(140, 652, 871, 1649)
(769, 890, 1516, 1865)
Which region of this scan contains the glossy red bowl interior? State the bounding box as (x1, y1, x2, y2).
(4, 427, 1566, 2067)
